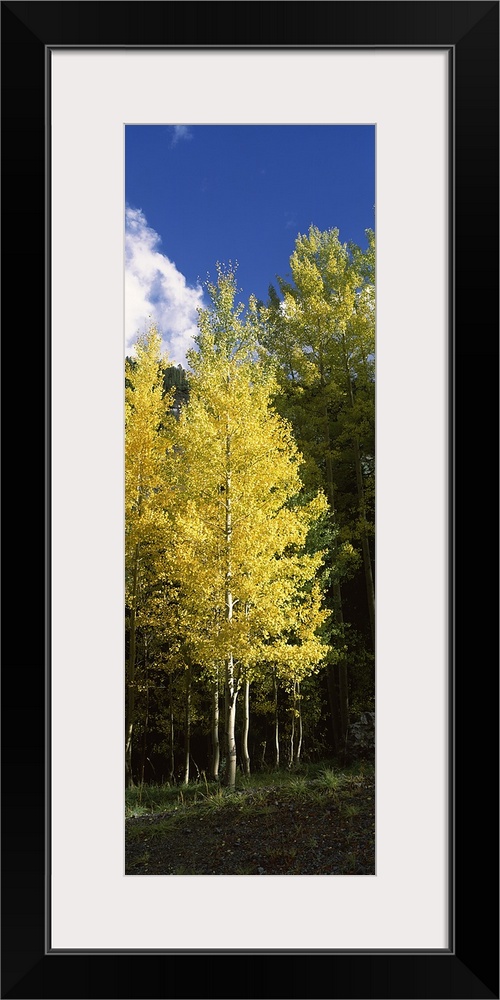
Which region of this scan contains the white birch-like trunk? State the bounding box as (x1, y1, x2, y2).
(289, 700, 295, 768)
(211, 672, 220, 781)
(168, 672, 175, 784)
(274, 670, 280, 768)
(296, 683, 303, 764)
(225, 653, 238, 790)
(241, 679, 250, 776)
(224, 411, 238, 790)
(182, 663, 191, 786)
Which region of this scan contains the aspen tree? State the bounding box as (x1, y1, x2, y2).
(262, 227, 375, 751)
(125, 325, 175, 786)
(172, 267, 330, 789)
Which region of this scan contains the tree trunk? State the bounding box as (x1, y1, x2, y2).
(125, 545, 139, 788)
(289, 686, 296, 768)
(182, 662, 191, 785)
(328, 662, 350, 757)
(225, 655, 238, 790)
(273, 670, 280, 768)
(289, 681, 302, 767)
(241, 679, 251, 776)
(338, 663, 349, 757)
(296, 683, 303, 764)
(224, 413, 239, 791)
(140, 646, 149, 785)
(210, 672, 220, 781)
(318, 357, 349, 753)
(168, 672, 175, 784)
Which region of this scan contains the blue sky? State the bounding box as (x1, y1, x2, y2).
(125, 124, 375, 367)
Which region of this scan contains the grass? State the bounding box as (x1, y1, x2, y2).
(125, 759, 373, 823)
(316, 767, 343, 789)
(126, 758, 375, 875)
(125, 778, 208, 817)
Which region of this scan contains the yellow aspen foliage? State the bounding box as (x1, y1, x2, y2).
(125, 325, 177, 784)
(125, 325, 176, 604)
(262, 225, 375, 656)
(171, 267, 331, 696)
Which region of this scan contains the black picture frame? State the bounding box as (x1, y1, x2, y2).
(1, 2, 498, 998)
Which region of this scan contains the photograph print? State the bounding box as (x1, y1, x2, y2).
(124, 124, 375, 876)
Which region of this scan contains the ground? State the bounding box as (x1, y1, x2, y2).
(125, 767, 375, 876)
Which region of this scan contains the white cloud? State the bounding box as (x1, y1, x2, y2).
(170, 125, 192, 146)
(125, 207, 203, 368)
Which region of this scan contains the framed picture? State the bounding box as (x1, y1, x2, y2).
(2, 2, 498, 998)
